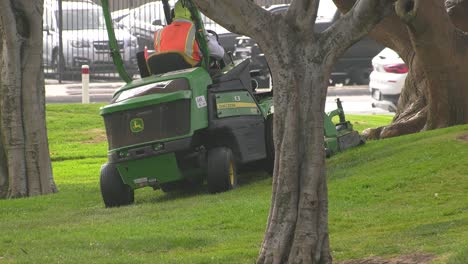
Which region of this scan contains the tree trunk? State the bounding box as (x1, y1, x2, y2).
(0, 0, 57, 198)
(257, 32, 331, 263)
(193, 0, 391, 262)
(335, 0, 468, 139)
(395, 0, 468, 128)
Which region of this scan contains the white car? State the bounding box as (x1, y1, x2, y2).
(369, 48, 408, 112)
(43, 0, 138, 75)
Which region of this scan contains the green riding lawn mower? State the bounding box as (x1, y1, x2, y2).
(99, 0, 364, 207)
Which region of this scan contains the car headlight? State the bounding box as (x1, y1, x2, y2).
(70, 40, 90, 48)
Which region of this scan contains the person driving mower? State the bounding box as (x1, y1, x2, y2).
(153, 0, 224, 67)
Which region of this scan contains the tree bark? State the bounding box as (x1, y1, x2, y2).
(335, 0, 468, 139)
(0, 0, 57, 198)
(395, 0, 468, 128)
(446, 0, 468, 31)
(194, 0, 391, 262)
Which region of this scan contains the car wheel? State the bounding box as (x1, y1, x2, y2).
(207, 147, 237, 193)
(264, 115, 275, 175)
(100, 163, 134, 207)
(350, 67, 372, 85)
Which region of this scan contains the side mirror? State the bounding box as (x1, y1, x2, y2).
(152, 19, 162, 26)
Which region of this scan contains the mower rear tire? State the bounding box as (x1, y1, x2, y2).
(207, 147, 237, 193)
(100, 163, 134, 207)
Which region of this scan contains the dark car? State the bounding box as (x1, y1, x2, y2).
(233, 3, 384, 86)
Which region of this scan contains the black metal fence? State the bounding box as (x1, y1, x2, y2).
(43, 0, 291, 81)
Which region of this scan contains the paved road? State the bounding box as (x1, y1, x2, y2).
(326, 86, 390, 115)
(45, 79, 392, 115)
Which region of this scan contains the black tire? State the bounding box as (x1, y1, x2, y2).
(264, 115, 275, 175)
(325, 148, 332, 158)
(207, 147, 237, 193)
(100, 163, 134, 207)
(350, 67, 372, 85)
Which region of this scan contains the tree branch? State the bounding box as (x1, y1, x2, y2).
(395, 0, 454, 51)
(285, 0, 320, 34)
(191, 0, 274, 41)
(320, 0, 394, 67)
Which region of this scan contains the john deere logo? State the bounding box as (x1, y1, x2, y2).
(130, 118, 144, 133)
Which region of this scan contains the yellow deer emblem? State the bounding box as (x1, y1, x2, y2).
(130, 118, 144, 133)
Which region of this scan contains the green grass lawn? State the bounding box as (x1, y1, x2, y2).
(0, 104, 466, 263)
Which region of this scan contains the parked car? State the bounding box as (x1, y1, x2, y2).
(113, 2, 239, 55)
(369, 48, 408, 112)
(43, 0, 138, 76)
(113, 1, 175, 49)
(233, 1, 384, 86)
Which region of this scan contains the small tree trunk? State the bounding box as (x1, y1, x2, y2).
(0, 0, 57, 198)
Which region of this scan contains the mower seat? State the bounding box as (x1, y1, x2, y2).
(146, 51, 199, 75)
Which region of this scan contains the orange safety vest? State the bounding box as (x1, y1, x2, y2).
(154, 20, 201, 62)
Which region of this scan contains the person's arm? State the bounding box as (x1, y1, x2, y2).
(206, 34, 225, 60)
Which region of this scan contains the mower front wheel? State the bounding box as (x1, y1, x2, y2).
(207, 147, 237, 193)
(100, 163, 134, 207)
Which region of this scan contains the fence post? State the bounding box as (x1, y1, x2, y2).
(82, 65, 90, 104)
(58, 0, 64, 83)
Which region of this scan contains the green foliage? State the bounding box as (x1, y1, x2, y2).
(0, 105, 466, 263)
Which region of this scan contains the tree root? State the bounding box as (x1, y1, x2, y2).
(363, 98, 428, 140)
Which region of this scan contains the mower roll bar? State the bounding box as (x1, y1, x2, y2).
(101, 0, 132, 83)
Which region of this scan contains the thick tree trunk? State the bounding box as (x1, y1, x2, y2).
(396, 0, 468, 128)
(252, 2, 391, 262)
(193, 0, 391, 262)
(0, 0, 57, 198)
(446, 0, 468, 31)
(336, 0, 468, 139)
(257, 31, 331, 263)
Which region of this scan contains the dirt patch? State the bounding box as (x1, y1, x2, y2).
(81, 128, 107, 144)
(337, 253, 436, 264)
(456, 133, 468, 142)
